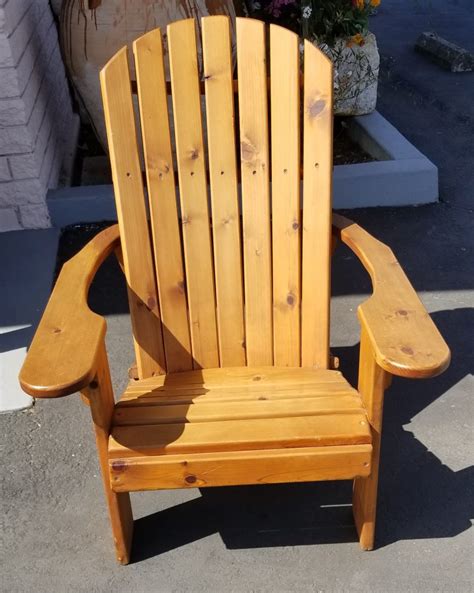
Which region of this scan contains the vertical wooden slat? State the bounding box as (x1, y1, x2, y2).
(236, 17, 273, 366)
(133, 29, 192, 373)
(100, 47, 165, 378)
(202, 16, 246, 367)
(167, 19, 219, 369)
(270, 24, 301, 367)
(301, 40, 333, 368)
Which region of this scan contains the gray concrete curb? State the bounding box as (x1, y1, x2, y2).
(47, 111, 438, 227)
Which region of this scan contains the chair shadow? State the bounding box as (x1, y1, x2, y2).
(130, 307, 473, 563)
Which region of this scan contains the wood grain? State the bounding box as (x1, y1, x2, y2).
(133, 29, 192, 373)
(236, 17, 273, 365)
(110, 412, 371, 457)
(168, 19, 219, 369)
(110, 445, 373, 492)
(202, 16, 246, 367)
(301, 40, 333, 369)
(100, 47, 166, 378)
(352, 326, 387, 550)
(333, 214, 451, 378)
(19, 225, 120, 398)
(82, 343, 133, 565)
(114, 395, 365, 425)
(270, 24, 301, 367)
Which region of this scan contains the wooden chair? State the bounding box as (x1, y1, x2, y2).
(19, 17, 450, 564)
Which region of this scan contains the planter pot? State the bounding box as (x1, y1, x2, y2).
(59, 0, 236, 148)
(318, 32, 380, 116)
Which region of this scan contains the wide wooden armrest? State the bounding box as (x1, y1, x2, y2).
(19, 225, 121, 398)
(332, 214, 450, 379)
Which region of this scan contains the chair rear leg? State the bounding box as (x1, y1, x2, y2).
(353, 327, 389, 550)
(82, 342, 134, 564)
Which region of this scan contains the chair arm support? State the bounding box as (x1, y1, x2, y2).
(19, 225, 121, 398)
(332, 214, 450, 379)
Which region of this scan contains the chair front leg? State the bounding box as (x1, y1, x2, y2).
(81, 342, 133, 564)
(353, 326, 390, 550)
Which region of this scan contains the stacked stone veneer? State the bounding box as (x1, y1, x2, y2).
(0, 0, 78, 231)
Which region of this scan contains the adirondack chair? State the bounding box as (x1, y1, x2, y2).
(19, 17, 450, 565)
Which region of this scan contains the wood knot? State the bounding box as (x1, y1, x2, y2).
(111, 460, 127, 473)
(189, 149, 199, 160)
(52, 327, 62, 334)
(308, 99, 326, 118)
(258, 396, 267, 401)
(185, 474, 197, 484)
(241, 140, 256, 162)
(292, 221, 299, 230)
(286, 293, 296, 307)
(401, 346, 414, 355)
(397, 309, 408, 316)
(147, 296, 156, 310)
(158, 163, 170, 178)
(253, 375, 262, 381)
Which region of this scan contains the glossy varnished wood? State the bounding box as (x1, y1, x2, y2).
(100, 48, 166, 378)
(82, 343, 133, 565)
(202, 16, 246, 367)
(301, 40, 333, 369)
(352, 326, 387, 550)
(333, 214, 450, 378)
(19, 18, 451, 564)
(133, 29, 192, 373)
(237, 17, 273, 365)
(19, 225, 120, 398)
(110, 445, 373, 492)
(168, 18, 220, 369)
(270, 24, 301, 366)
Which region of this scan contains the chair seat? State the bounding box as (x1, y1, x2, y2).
(108, 367, 373, 492)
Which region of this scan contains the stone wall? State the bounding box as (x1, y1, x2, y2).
(0, 0, 78, 231)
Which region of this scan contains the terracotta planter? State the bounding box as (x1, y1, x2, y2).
(59, 0, 237, 148)
(317, 32, 380, 116)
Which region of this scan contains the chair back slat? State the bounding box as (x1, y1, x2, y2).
(236, 17, 273, 366)
(133, 29, 193, 373)
(99, 48, 166, 378)
(101, 18, 334, 374)
(270, 24, 301, 367)
(202, 16, 246, 367)
(301, 40, 333, 368)
(167, 19, 220, 369)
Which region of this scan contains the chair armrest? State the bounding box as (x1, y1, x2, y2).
(332, 214, 450, 379)
(19, 225, 121, 398)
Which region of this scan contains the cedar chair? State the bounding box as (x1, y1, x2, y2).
(19, 17, 450, 564)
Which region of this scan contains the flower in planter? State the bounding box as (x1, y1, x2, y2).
(246, 0, 380, 115)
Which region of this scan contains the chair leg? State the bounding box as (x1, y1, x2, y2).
(82, 342, 134, 564)
(353, 429, 381, 550)
(100, 475, 133, 564)
(353, 327, 389, 551)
